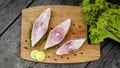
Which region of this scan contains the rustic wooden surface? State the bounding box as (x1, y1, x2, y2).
(0, 0, 120, 68)
(21, 6, 100, 63)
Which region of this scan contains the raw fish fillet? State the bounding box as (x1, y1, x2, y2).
(31, 8, 51, 47)
(56, 38, 86, 55)
(44, 19, 71, 49)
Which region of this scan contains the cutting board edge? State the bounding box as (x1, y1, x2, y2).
(22, 5, 82, 12)
(21, 53, 100, 64)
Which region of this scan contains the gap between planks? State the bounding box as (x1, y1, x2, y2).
(84, 39, 117, 68)
(0, 0, 35, 37)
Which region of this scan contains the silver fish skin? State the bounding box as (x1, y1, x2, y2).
(45, 19, 71, 49)
(56, 38, 86, 55)
(31, 8, 51, 47)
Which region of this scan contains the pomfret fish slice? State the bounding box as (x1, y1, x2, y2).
(44, 19, 71, 49)
(56, 38, 86, 55)
(31, 8, 51, 47)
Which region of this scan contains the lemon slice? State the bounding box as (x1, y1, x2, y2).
(30, 50, 45, 61)
(36, 51, 45, 61)
(30, 50, 39, 59)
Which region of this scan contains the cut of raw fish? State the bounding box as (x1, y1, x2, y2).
(31, 8, 51, 47)
(56, 38, 86, 55)
(44, 19, 71, 49)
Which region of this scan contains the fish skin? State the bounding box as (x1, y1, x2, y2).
(45, 19, 71, 49)
(56, 38, 86, 55)
(31, 8, 51, 47)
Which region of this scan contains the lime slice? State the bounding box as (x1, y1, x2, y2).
(30, 50, 46, 61)
(36, 51, 46, 61)
(30, 50, 39, 59)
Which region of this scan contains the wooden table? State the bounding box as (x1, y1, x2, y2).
(0, 0, 120, 68)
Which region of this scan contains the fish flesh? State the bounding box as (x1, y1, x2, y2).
(56, 38, 86, 55)
(31, 8, 51, 47)
(44, 19, 71, 49)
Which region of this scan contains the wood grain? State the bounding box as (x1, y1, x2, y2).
(0, 17, 33, 68)
(99, 41, 120, 68)
(21, 6, 100, 63)
(84, 39, 115, 68)
(0, 0, 33, 36)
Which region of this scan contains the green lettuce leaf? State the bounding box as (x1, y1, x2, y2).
(82, 0, 120, 44)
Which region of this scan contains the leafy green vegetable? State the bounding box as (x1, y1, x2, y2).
(82, 0, 120, 44)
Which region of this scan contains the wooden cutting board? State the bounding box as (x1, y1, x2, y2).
(21, 6, 100, 63)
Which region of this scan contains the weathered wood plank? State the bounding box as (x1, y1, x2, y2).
(0, 17, 33, 68)
(99, 41, 120, 68)
(28, 0, 82, 7)
(0, 0, 11, 10)
(32, 63, 88, 68)
(84, 39, 118, 68)
(0, 0, 36, 67)
(0, 0, 34, 36)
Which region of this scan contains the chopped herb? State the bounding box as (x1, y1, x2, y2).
(43, 45, 60, 52)
(38, 34, 47, 49)
(28, 22, 33, 51)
